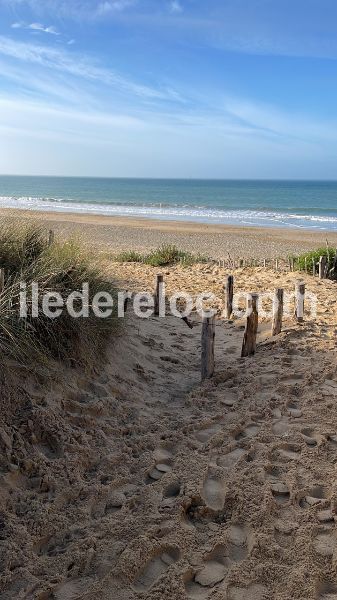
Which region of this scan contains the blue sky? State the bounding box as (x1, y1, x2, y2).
(0, 0, 337, 178)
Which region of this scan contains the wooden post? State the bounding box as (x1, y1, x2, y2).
(319, 256, 327, 280)
(263, 259, 267, 268)
(0, 268, 4, 294)
(225, 275, 234, 319)
(241, 293, 259, 357)
(304, 257, 307, 273)
(275, 259, 279, 271)
(271, 288, 284, 336)
(154, 274, 164, 316)
(201, 315, 215, 380)
(295, 280, 305, 323)
(48, 230, 55, 246)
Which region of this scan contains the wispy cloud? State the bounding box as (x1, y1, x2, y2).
(96, 0, 136, 15)
(12, 21, 60, 35)
(0, 35, 183, 102)
(2, 0, 138, 20)
(169, 0, 183, 14)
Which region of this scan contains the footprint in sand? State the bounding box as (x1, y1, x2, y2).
(194, 424, 222, 444)
(234, 423, 260, 442)
(227, 583, 268, 600)
(146, 445, 174, 484)
(270, 480, 290, 505)
(299, 485, 329, 509)
(328, 434, 337, 447)
(301, 427, 321, 447)
(274, 518, 299, 548)
(146, 463, 172, 484)
(53, 577, 93, 600)
(317, 583, 337, 599)
(272, 418, 289, 436)
(313, 530, 337, 557)
(217, 448, 245, 469)
(274, 443, 301, 462)
(201, 470, 226, 511)
(36, 528, 85, 557)
(280, 373, 305, 386)
(132, 547, 180, 593)
(161, 481, 182, 508)
(286, 400, 302, 418)
(185, 525, 249, 599)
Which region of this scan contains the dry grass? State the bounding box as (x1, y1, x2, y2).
(0, 220, 119, 369)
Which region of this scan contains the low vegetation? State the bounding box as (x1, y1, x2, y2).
(294, 246, 336, 276)
(115, 244, 208, 267)
(0, 221, 119, 368)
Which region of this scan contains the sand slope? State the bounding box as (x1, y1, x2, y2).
(1, 264, 337, 599)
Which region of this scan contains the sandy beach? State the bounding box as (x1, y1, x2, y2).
(1, 208, 337, 260)
(1, 240, 337, 598)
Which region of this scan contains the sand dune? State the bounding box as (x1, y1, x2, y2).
(1, 263, 337, 599)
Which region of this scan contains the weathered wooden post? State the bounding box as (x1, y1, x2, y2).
(154, 274, 165, 316)
(312, 258, 316, 277)
(0, 268, 4, 294)
(271, 288, 284, 336)
(263, 259, 267, 268)
(241, 293, 259, 357)
(295, 280, 305, 323)
(275, 259, 279, 271)
(304, 257, 308, 273)
(201, 314, 215, 380)
(225, 275, 234, 319)
(319, 256, 327, 280)
(48, 230, 55, 246)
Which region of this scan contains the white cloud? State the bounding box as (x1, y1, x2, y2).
(0, 35, 182, 102)
(169, 0, 183, 14)
(29, 22, 60, 35)
(96, 0, 136, 15)
(11, 21, 60, 35)
(3, 0, 138, 20)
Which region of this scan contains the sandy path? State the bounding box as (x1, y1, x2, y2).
(2, 265, 337, 599)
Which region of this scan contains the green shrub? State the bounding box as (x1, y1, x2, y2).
(115, 250, 143, 263)
(295, 247, 336, 276)
(115, 244, 207, 267)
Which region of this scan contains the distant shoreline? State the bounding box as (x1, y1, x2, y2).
(1, 176, 337, 230)
(1, 207, 337, 260)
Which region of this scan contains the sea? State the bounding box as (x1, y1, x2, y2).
(1, 176, 337, 230)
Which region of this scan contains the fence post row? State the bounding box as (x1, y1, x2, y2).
(241, 293, 259, 357)
(201, 315, 215, 380)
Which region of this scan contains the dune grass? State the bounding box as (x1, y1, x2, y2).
(0, 221, 119, 368)
(294, 246, 336, 276)
(115, 244, 208, 267)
